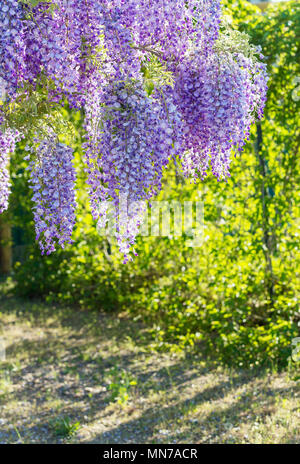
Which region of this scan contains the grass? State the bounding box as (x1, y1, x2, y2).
(0, 370, 12, 398)
(0, 287, 299, 444)
(50, 417, 81, 439)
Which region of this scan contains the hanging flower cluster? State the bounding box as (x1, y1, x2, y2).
(26, 137, 77, 255)
(173, 50, 268, 180)
(0, 0, 27, 94)
(0, 126, 16, 213)
(0, 0, 268, 260)
(84, 79, 183, 258)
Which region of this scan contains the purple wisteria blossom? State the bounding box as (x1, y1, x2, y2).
(0, 0, 27, 96)
(84, 79, 183, 260)
(27, 138, 77, 255)
(0, 0, 268, 259)
(172, 51, 268, 180)
(0, 127, 16, 213)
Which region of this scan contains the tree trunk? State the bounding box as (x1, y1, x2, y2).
(0, 217, 12, 275)
(255, 122, 274, 304)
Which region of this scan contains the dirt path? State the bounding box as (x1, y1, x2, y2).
(0, 295, 299, 444)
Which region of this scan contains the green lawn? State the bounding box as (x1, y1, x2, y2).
(0, 290, 299, 444)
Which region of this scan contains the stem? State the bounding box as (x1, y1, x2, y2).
(255, 122, 274, 304)
(131, 45, 165, 60)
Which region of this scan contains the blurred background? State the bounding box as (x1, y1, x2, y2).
(1, 0, 299, 369)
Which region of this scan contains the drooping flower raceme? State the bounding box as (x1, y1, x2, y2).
(27, 138, 77, 255)
(84, 79, 183, 259)
(0, 0, 268, 259)
(172, 49, 268, 180)
(107, 0, 222, 62)
(0, 0, 27, 95)
(0, 127, 16, 213)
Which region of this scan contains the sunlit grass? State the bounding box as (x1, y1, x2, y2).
(0, 291, 299, 444)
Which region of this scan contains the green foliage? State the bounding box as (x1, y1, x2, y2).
(106, 366, 137, 405)
(141, 56, 175, 96)
(10, 1, 300, 369)
(19, 0, 54, 8)
(50, 416, 80, 439)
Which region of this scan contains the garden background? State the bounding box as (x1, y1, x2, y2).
(0, 0, 299, 444)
